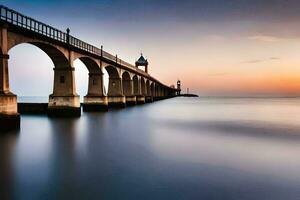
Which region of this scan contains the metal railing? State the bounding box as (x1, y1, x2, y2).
(0, 5, 141, 72)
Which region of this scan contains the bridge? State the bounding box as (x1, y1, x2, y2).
(0, 5, 179, 131)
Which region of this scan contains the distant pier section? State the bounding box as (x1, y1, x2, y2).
(176, 80, 198, 97)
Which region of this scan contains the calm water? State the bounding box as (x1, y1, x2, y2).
(1, 97, 300, 200)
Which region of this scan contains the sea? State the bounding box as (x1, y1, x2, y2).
(1, 97, 300, 200)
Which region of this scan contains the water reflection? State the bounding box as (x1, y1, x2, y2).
(0, 130, 19, 200)
(1, 97, 300, 199)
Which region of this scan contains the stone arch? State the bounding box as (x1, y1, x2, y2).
(74, 56, 104, 97)
(5, 39, 80, 115)
(7, 41, 76, 97)
(77, 57, 101, 73)
(9, 42, 70, 69)
(6, 43, 55, 101)
(105, 65, 122, 96)
(122, 71, 132, 96)
(133, 75, 139, 95)
(6, 33, 70, 69)
(105, 65, 120, 78)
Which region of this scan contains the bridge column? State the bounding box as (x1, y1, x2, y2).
(154, 84, 159, 101)
(124, 79, 136, 106)
(136, 77, 145, 104)
(0, 54, 20, 131)
(108, 77, 126, 108)
(0, 26, 20, 131)
(163, 88, 167, 98)
(145, 81, 153, 103)
(160, 86, 164, 99)
(83, 72, 108, 111)
(156, 86, 161, 100)
(48, 66, 80, 117)
(158, 86, 163, 100)
(145, 96, 153, 103)
(150, 83, 156, 101)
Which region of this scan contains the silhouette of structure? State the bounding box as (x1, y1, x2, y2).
(0, 5, 179, 131)
(177, 80, 181, 95)
(135, 54, 148, 73)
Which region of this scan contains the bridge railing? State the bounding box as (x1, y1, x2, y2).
(0, 5, 143, 73)
(0, 6, 67, 43)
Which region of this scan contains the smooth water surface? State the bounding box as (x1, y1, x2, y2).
(1, 97, 300, 199)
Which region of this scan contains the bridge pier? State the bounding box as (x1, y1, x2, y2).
(83, 96, 108, 111)
(0, 94, 20, 131)
(126, 96, 136, 106)
(108, 96, 126, 108)
(122, 75, 136, 106)
(153, 84, 159, 101)
(136, 95, 145, 104)
(83, 72, 108, 111)
(48, 67, 81, 117)
(145, 81, 153, 103)
(145, 96, 153, 103)
(0, 52, 20, 131)
(108, 77, 126, 108)
(133, 76, 145, 104)
(48, 95, 80, 117)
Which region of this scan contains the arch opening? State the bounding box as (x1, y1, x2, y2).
(74, 56, 103, 102)
(26, 42, 70, 69)
(8, 43, 58, 103)
(8, 42, 79, 110)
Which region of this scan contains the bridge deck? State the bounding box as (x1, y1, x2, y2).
(0, 5, 176, 90)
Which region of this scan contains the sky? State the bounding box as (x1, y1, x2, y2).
(2, 0, 300, 96)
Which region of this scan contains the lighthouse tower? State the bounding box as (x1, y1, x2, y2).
(135, 53, 149, 73)
(177, 80, 181, 95)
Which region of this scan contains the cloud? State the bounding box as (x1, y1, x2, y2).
(208, 72, 230, 76)
(241, 57, 280, 64)
(269, 57, 280, 60)
(243, 59, 264, 64)
(248, 35, 281, 42)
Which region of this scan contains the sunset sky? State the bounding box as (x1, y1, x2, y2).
(2, 0, 300, 96)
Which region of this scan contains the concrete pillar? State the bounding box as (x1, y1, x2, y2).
(108, 77, 126, 108)
(162, 87, 166, 99)
(145, 81, 153, 103)
(150, 83, 155, 101)
(83, 72, 108, 111)
(48, 66, 80, 117)
(153, 84, 157, 101)
(123, 78, 136, 105)
(134, 78, 145, 104)
(160, 86, 164, 99)
(158, 85, 163, 100)
(0, 26, 20, 131)
(154, 85, 161, 101)
(156, 86, 160, 100)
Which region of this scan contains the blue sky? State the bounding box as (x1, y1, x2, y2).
(2, 0, 300, 96)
